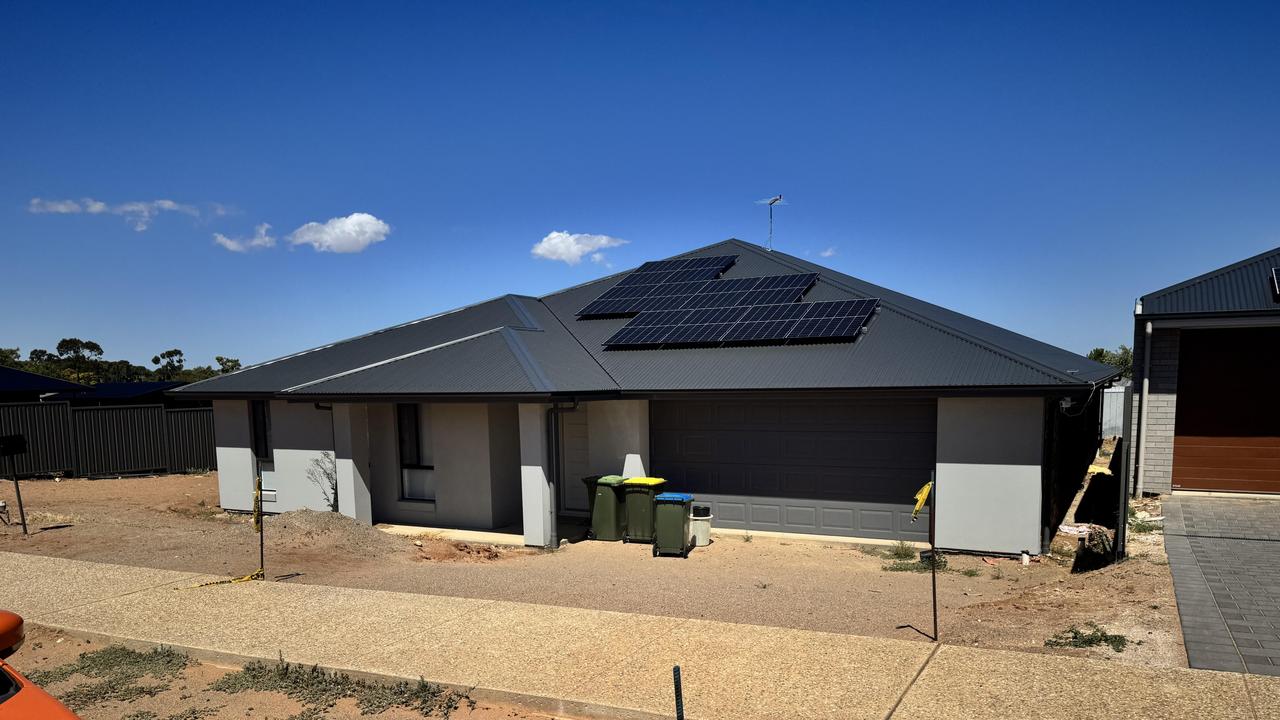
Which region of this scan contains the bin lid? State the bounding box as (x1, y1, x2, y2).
(597, 475, 626, 486)
(623, 477, 666, 486)
(655, 492, 693, 502)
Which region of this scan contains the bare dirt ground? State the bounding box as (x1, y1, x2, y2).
(0, 469, 1181, 672)
(9, 624, 577, 720)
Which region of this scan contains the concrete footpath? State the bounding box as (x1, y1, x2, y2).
(2, 552, 1278, 720)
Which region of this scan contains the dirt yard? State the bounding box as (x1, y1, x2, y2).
(8, 624, 578, 720)
(0, 471, 1181, 671)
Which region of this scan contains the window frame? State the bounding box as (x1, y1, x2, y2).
(249, 399, 272, 463)
(396, 403, 435, 503)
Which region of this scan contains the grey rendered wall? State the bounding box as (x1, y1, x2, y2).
(261, 400, 336, 513)
(369, 402, 440, 526)
(587, 399, 650, 478)
(487, 402, 522, 529)
(1128, 328, 1180, 495)
(213, 399, 255, 512)
(519, 403, 552, 546)
(432, 403, 497, 529)
(935, 397, 1044, 555)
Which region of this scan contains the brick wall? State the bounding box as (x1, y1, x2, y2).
(1127, 325, 1180, 494)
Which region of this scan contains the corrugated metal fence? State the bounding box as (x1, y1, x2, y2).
(0, 401, 215, 478)
(1102, 386, 1127, 437)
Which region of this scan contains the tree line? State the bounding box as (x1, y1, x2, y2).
(0, 338, 241, 385)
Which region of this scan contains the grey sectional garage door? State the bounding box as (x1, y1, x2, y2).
(651, 398, 937, 540)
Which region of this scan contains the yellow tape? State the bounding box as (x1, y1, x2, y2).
(911, 481, 933, 522)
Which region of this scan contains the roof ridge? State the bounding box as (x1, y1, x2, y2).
(177, 294, 524, 393)
(728, 241, 1091, 385)
(537, 239, 745, 301)
(280, 328, 507, 393)
(1141, 245, 1280, 303)
(499, 328, 555, 392)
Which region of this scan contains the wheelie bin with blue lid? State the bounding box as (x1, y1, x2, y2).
(653, 492, 695, 558)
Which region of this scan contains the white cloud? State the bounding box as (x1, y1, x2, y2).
(819, 246, 837, 258)
(213, 223, 276, 253)
(28, 198, 82, 214)
(28, 196, 201, 231)
(287, 212, 390, 254)
(531, 231, 628, 265)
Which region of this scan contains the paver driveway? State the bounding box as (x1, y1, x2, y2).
(1165, 496, 1280, 675)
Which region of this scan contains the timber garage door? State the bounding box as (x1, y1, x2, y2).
(1173, 327, 1280, 493)
(650, 398, 936, 540)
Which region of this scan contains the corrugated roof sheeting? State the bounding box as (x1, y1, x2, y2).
(1141, 246, 1280, 315)
(0, 366, 89, 393)
(544, 240, 1112, 389)
(285, 330, 540, 395)
(179, 238, 1114, 397)
(176, 297, 531, 394)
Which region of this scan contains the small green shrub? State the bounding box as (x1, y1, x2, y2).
(212, 659, 474, 718)
(959, 568, 980, 577)
(29, 645, 191, 711)
(887, 540, 917, 560)
(1045, 623, 1132, 653)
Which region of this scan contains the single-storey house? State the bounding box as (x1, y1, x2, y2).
(174, 239, 1117, 554)
(1128, 245, 1280, 495)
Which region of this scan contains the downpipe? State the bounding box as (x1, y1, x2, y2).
(1135, 321, 1152, 498)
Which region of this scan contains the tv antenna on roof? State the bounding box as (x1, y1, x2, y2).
(757, 195, 785, 251)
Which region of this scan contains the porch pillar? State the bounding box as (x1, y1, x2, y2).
(518, 403, 552, 547)
(333, 403, 373, 524)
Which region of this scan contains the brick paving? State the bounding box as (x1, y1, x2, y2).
(1165, 496, 1280, 675)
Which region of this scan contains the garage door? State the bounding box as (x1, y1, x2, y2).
(651, 398, 936, 540)
(1173, 327, 1280, 493)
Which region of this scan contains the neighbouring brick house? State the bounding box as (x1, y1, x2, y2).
(1128, 246, 1280, 495)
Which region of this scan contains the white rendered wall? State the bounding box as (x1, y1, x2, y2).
(586, 399, 649, 477)
(213, 400, 255, 512)
(519, 403, 552, 547)
(935, 397, 1044, 555)
(334, 403, 372, 524)
(260, 400, 336, 513)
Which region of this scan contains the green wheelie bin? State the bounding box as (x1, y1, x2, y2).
(653, 492, 695, 557)
(621, 477, 666, 543)
(585, 474, 627, 541)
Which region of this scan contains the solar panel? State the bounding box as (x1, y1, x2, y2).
(602, 293, 879, 348)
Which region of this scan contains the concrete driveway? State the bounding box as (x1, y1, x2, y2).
(1165, 496, 1280, 675)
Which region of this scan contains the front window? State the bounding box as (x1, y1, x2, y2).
(250, 399, 272, 462)
(397, 403, 434, 501)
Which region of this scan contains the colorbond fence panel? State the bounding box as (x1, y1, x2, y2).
(0, 401, 215, 478)
(0, 402, 76, 476)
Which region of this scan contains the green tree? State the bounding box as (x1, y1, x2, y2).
(215, 356, 242, 374)
(1087, 345, 1133, 379)
(151, 348, 186, 380)
(0, 348, 20, 368)
(56, 337, 105, 384)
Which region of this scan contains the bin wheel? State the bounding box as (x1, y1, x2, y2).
(652, 545, 659, 557)
(622, 536, 628, 544)
(586, 530, 594, 540)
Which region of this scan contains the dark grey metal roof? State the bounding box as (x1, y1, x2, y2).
(1139, 246, 1280, 316)
(542, 240, 1115, 390)
(177, 239, 1114, 398)
(0, 366, 89, 394)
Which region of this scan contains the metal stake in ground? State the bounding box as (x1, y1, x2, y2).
(254, 461, 265, 580)
(1, 435, 29, 536)
(910, 476, 937, 642)
(672, 665, 685, 720)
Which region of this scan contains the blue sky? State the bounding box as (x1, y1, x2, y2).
(3, 2, 1278, 367)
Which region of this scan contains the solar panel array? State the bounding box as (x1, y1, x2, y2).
(576, 253, 880, 348)
(603, 299, 878, 347)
